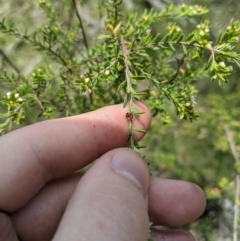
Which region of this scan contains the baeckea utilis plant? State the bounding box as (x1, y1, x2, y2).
(1, 0, 240, 150)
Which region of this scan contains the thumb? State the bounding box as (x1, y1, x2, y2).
(53, 148, 150, 241)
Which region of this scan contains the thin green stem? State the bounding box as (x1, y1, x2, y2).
(0, 48, 21, 73)
(35, 97, 45, 111)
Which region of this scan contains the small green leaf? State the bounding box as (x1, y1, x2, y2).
(129, 103, 145, 115)
(168, 44, 175, 51)
(133, 139, 147, 149)
(123, 95, 128, 108)
(130, 78, 137, 86)
(216, 30, 223, 44)
(182, 45, 188, 54)
(134, 128, 147, 133)
(131, 75, 146, 80)
(0, 122, 8, 129)
(0, 112, 11, 118)
(133, 91, 147, 96)
(126, 84, 131, 94)
(117, 81, 126, 92)
(129, 136, 135, 149)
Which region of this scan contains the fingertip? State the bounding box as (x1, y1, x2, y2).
(111, 148, 150, 198)
(188, 183, 206, 217)
(53, 148, 151, 241)
(82, 101, 151, 151)
(149, 178, 206, 227)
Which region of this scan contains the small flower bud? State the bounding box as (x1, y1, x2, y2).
(206, 43, 212, 49)
(143, 16, 148, 21)
(14, 93, 20, 99)
(6, 92, 11, 99)
(85, 78, 90, 83)
(219, 61, 226, 68)
(105, 70, 110, 75)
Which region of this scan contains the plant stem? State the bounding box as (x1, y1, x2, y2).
(224, 124, 240, 241)
(35, 97, 44, 111)
(0, 48, 21, 73)
(71, 0, 95, 104)
(168, 54, 186, 84)
(120, 35, 133, 103)
(71, 0, 89, 49)
(120, 35, 136, 148)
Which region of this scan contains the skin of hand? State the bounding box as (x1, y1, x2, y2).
(0, 102, 206, 241)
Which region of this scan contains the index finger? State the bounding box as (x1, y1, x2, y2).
(0, 102, 151, 212)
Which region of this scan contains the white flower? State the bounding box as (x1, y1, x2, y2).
(85, 78, 90, 83)
(227, 26, 231, 31)
(6, 92, 11, 99)
(105, 70, 110, 75)
(219, 61, 226, 68)
(17, 97, 23, 102)
(14, 93, 20, 99)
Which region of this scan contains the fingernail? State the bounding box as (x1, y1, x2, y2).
(111, 149, 148, 198)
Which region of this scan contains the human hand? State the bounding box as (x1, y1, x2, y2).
(0, 102, 206, 241)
